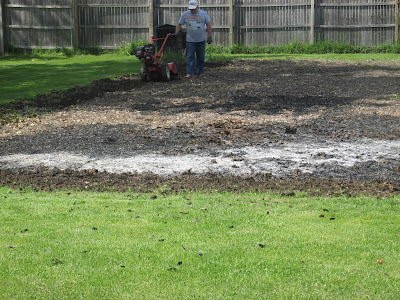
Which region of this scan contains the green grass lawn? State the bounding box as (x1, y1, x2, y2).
(1, 187, 399, 299)
(0, 53, 142, 104)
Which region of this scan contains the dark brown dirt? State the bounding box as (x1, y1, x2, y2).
(1, 168, 399, 198)
(1, 59, 400, 197)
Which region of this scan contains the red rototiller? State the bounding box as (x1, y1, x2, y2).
(135, 33, 178, 82)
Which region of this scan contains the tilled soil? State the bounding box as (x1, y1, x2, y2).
(1, 59, 400, 196)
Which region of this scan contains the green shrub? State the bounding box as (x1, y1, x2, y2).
(205, 41, 400, 55)
(61, 47, 74, 57)
(162, 51, 186, 64)
(376, 43, 400, 53)
(5, 43, 26, 55)
(206, 45, 228, 54)
(125, 39, 147, 56)
(77, 46, 104, 55)
(230, 43, 252, 54)
(4, 40, 400, 57)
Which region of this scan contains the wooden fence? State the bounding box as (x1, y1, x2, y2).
(0, 0, 399, 54)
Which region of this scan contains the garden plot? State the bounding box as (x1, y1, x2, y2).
(1, 60, 399, 194)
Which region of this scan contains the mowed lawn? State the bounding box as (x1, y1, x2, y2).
(0, 54, 141, 104)
(1, 187, 399, 299)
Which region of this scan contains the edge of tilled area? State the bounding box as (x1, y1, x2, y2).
(1, 168, 399, 198)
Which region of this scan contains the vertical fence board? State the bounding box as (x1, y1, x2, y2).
(396, 0, 399, 43)
(310, 0, 315, 43)
(149, 0, 153, 38)
(0, 0, 4, 55)
(73, 0, 78, 50)
(229, 0, 234, 46)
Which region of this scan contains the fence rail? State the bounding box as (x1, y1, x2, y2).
(0, 0, 399, 54)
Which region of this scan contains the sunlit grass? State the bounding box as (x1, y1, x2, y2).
(0, 53, 142, 104)
(1, 187, 399, 299)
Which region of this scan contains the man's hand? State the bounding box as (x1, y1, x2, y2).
(207, 36, 212, 44)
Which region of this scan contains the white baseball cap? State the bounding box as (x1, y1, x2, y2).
(188, 0, 198, 9)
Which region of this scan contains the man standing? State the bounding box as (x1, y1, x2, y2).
(176, 0, 212, 78)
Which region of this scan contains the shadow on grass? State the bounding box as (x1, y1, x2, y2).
(0, 54, 70, 62)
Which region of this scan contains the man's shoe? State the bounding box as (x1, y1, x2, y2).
(185, 75, 192, 78)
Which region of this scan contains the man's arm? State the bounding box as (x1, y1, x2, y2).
(175, 23, 182, 34)
(206, 22, 212, 38)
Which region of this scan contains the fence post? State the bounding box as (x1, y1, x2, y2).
(229, 0, 234, 46)
(73, 0, 79, 50)
(148, 0, 153, 39)
(396, 0, 399, 43)
(310, 0, 315, 44)
(0, 0, 4, 55)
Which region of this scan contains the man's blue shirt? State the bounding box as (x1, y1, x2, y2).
(179, 9, 210, 42)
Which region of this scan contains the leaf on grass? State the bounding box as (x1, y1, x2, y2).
(281, 191, 295, 196)
(258, 243, 265, 248)
(52, 258, 62, 264)
(319, 214, 325, 218)
(377, 258, 384, 264)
